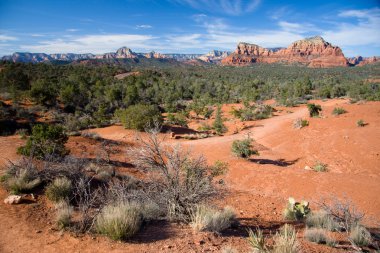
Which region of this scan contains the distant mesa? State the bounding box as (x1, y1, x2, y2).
(1, 35, 378, 67)
(221, 36, 351, 68)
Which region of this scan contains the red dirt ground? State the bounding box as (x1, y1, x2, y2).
(0, 99, 379, 252)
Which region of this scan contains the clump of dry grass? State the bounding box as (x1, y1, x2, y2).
(95, 202, 143, 240)
(190, 205, 236, 233)
(349, 224, 372, 247)
(55, 200, 73, 229)
(46, 177, 72, 202)
(272, 224, 298, 253)
(247, 224, 299, 253)
(305, 211, 339, 231)
(304, 228, 335, 246)
(5, 168, 41, 194)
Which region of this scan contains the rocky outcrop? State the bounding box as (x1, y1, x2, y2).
(144, 51, 167, 59)
(197, 50, 230, 63)
(222, 36, 349, 68)
(348, 56, 379, 66)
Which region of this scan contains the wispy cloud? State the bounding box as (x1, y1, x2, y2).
(172, 0, 261, 16)
(66, 28, 79, 32)
(136, 25, 153, 29)
(20, 34, 156, 54)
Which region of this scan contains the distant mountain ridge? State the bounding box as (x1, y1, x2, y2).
(1, 47, 227, 64)
(1, 36, 378, 67)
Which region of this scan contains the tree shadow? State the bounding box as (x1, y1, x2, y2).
(131, 220, 174, 243)
(248, 158, 300, 167)
(163, 125, 198, 135)
(221, 218, 303, 238)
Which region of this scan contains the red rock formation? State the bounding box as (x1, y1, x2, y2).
(222, 36, 349, 68)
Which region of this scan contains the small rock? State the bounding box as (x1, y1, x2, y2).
(199, 240, 206, 245)
(36, 230, 42, 233)
(304, 166, 312, 170)
(4, 195, 22, 205)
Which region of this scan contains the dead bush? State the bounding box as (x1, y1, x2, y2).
(127, 124, 221, 221)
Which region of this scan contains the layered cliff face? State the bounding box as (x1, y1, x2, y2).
(222, 36, 349, 67)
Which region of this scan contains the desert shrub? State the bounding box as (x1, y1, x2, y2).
(115, 104, 163, 131)
(95, 202, 142, 240)
(46, 177, 72, 202)
(332, 107, 347, 115)
(197, 122, 212, 131)
(349, 224, 372, 247)
(182, 133, 211, 140)
(307, 103, 322, 117)
(247, 228, 269, 253)
(272, 224, 299, 253)
(166, 112, 188, 127)
(55, 200, 73, 229)
(312, 161, 328, 172)
(210, 160, 228, 177)
(190, 205, 236, 233)
(284, 197, 310, 221)
(17, 124, 69, 159)
(305, 211, 338, 231)
(15, 128, 29, 139)
(231, 104, 273, 121)
(293, 118, 309, 129)
(357, 119, 366, 127)
(213, 105, 227, 135)
(231, 137, 259, 158)
(304, 228, 335, 245)
(127, 125, 220, 221)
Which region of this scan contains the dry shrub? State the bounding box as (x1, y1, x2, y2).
(95, 202, 142, 240)
(127, 124, 221, 221)
(190, 205, 236, 233)
(46, 177, 72, 202)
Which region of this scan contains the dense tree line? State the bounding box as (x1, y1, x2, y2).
(0, 60, 379, 134)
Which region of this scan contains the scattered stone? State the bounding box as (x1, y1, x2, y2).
(4, 195, 22, 204)
(304, 166, 312, 170)
(36, 230, 42, 233)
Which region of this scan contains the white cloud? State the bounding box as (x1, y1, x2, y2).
(66, 29, 79, 32)
(0, 35, 17, 42)
(322, 8, 380, 47)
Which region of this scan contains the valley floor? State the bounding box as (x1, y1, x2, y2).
(0, 99, 379, 252)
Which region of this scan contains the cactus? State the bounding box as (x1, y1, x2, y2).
(284, 197, 311, 221)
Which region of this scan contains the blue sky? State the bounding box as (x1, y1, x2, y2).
(0, 0, 379, 56)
